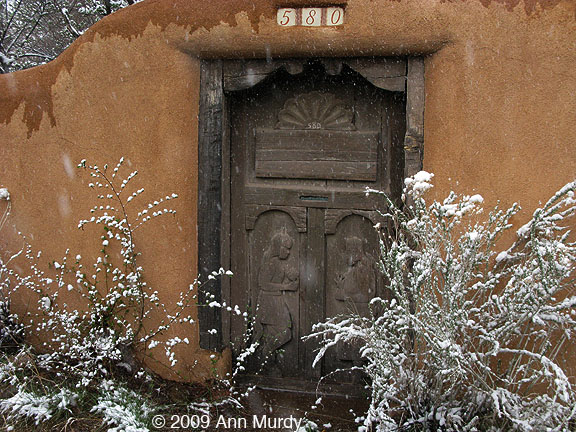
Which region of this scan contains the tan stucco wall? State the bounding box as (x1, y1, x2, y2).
(0, 0, 575, 381)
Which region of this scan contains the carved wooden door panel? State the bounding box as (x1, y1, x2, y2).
(228, 62, 404, 382)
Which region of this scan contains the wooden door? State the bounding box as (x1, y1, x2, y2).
(227, 61, 405, 383)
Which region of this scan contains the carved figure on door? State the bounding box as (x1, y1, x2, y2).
(335, 236, 374, 306)
(335, 236, 375, 362)
(255, 230, 299, 357)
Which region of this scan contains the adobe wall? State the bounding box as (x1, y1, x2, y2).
(0, 0, 575, 381)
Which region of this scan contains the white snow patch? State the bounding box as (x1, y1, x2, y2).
(0, 188, 10, 200)
(62, 153, 75, 179)
(496, 251, 511, 263)
(404, 171, 434, 196)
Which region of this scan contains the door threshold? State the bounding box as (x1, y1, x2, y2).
(237, 375, 369, 399)
(228, 378, 371, 431)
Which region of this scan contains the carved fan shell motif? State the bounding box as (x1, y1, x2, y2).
(276, 91, 355, 130)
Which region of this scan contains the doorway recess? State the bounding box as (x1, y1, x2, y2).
(197, 57, 424, 383)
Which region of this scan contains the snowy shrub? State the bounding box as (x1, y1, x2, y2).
(21, 158, 196, 385)
(308, 172, 576, 431)
(91, 380, 153, 432)
(0, 158, 259, 429)
(0, 188, 25, 350)
(0, 387, 77, 425)
(0, 298, 24, 350)
(187, 290, 261, 412)
(0, 158, 200, 427)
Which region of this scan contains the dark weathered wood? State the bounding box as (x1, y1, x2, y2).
(346, 58, 407, 91)
(301, 207, 325, 380)
(388, 92, 407, 203)
(323, 212, 383, 378)
(257, 149, 375, 161)
(324, 209, 387, 234)
(346, 57, 406, 78)
(244, 204, 308, 232)
(256, 160, 378, 181)
(245, 210, 301, 376)
(254, 130, 379, 180)
(223, 59, 305, 91)
(255, 130, 378, 151)
(275, 90, 355, 130)
(223, 58, 408, 92)
(404, 57, 425, 180)
(236, 374, 368, 397)
(199, 57, 420, 367)
(220, 81, 232, 348)
(366, 76, 406, 92)
(244, 186, 388, 210)
(223, 56, 410, 387)
(197, 60, 224, 351)
(228, 92, 251, 351)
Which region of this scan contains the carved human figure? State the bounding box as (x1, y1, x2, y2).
(255, 230, 299, 357)
(335, 236, 375, 361)
(335, 236, 375, 306)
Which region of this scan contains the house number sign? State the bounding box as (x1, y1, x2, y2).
(277, 7, 345, 27)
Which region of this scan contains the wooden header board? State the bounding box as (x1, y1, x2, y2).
(254, 129, 379, 181)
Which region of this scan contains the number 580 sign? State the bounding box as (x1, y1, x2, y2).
(277, 7, 345, 27)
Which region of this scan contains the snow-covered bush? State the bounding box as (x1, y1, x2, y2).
(0, 387, 77, 425)
(0, 158, 200, 427)
(0, 187, 25, 350)
(308, 172, 576, 431)
(0, 158, 260, 430)
(91, 380, 154, 432)
(28, 158, 195, 384)
(0, 297, 23, 350)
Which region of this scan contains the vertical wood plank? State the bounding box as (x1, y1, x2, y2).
(301, 207, 325, 379)
(389, 92, 407, 202)
(229, 95, 251, 351)
(220, 87, 231, 347)
(198, 60, 223, 351)
(404, 57, 425, 180)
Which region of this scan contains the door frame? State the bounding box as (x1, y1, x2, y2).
(197, 57, 425, 351)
